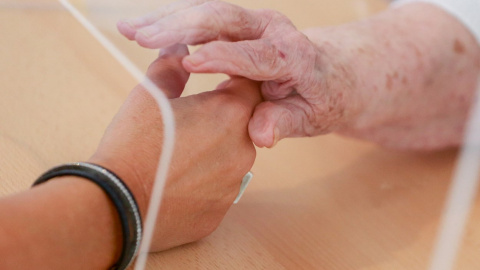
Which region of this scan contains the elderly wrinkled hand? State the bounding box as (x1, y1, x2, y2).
(117, 0, 348, 148)
(118, 0, 480, 151)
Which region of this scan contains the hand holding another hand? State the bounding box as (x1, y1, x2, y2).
(118, 0, 480, 150)
(91, 44, 262, 251)
(118, 0, 353, 148)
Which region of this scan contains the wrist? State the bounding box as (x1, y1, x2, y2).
(88, 155, 149, 220)
(52, 176, 123, 269)
(0, 175, 122, 269)
(89, 85, 164, 220)
(324, 3, 480, 149)
(34, 162, 143, 269)
(303, 26, 366, 132)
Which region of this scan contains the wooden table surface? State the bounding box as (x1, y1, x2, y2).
(1, 0, 480, 269)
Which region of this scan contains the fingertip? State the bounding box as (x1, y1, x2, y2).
(249, 98, 307, 148)
(145, 44, 191, 98)
(249, 127, 276, 148)
(248, 114, 276, 148)
(117, 20, 137, 40)
(182, 54, 205, 69)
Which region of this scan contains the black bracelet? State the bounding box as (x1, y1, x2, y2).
(32, 162, 142, 270)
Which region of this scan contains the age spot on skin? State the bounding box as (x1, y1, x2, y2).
(424, 76, 434, 88)
(453, 39, 465, 54)
(386, 74, 393, 90)
(413, 46, 422, 59)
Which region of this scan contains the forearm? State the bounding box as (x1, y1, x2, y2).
(0, 42, 260, 268)
(0, 176, 121, 269)
(305, 2, 480, 149)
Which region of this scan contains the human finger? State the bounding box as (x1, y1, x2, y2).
(182, 39, 291, 81)
(145, 44, 190, 99)
(261, 81, 296, 101)
(117, 0, 212, 40)
(147, 78, 260, 251)
(133, 2, 271, 49)
(216, 77, 263, 112)
(248, 96, 316, 148)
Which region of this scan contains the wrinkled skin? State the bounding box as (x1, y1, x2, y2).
(118, 0, 480, 150)
(91, 44, 262, 251)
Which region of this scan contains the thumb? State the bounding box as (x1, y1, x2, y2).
(248, 96, 314, 148)
(146, 44, 190, 98)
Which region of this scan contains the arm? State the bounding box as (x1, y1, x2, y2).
(309, 2, 480, 149)
(0, 177, 123, 269)
(0, 45, 262, 269)
(118, 0, 480, 150)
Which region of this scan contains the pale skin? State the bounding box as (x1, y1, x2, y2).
(0, 45, 262, 269)
(118, 0, 480, 150)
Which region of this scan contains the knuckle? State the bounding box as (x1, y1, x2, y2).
(271, 10, 290, 24)
(260, 82, 274, 98)
(243, 40, 286, 76)
(304, 104, 327, 136)
(263, 42, 284, 71)
(203, 0, 234, 22)
(258, 9, 288, 23)
(204, 0, 226, 14)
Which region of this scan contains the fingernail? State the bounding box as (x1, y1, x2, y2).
(121, 19, 135, 28)
(272, 127, 280, 147)
(129, 16, 148, 27)
(184, 54, 205, 67)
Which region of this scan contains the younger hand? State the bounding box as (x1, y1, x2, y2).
(90, 44, 262, 251)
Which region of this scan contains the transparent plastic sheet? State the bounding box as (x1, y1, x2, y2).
(428, 76, 480, 270)
(3, 0, 479, 269)
(52, 1, 480, 269)
(56, 1, 176, 269)
(59, 1, 390, 269)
